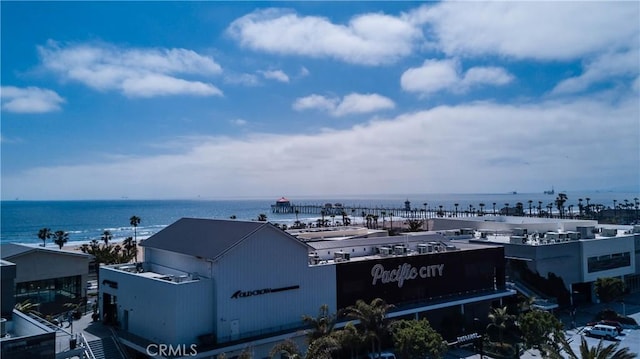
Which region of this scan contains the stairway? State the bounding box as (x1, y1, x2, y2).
(87, 337, 126, 359)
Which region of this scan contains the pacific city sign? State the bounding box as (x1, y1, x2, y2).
(371, 263, 444, 288)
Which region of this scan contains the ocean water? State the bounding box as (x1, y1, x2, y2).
(1, 191, 637, 246)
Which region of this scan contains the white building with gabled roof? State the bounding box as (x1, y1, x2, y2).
(100, 218, 512, 358)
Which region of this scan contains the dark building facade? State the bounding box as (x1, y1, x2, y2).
(336, 246, 506, 309)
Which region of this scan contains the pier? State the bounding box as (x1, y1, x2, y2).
(271, 197, 442, 219)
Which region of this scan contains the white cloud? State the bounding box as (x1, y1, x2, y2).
(4, 95, 637, 200)
(224, 73, 260, 86)
(401, 59, 513, 95)
(259, 69, 290, 83)
(37, 40, 223, 97)
(230, 118, 247, 126)
(299, 66, 310, 78)
(293, 93, 395, 117)
(227, 8, 422, 65)
(1, 86, 65, 113)
(552, 50, 640, 95)
(412, 2, 639, 60)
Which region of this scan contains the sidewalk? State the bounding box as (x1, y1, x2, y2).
(55, 311, 114, 354)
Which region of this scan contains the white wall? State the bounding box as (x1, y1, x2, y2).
(145, 248, 212, 278)
(100, 267, 214, 347)
(214, 226, 336, 343)
(581, 236, 635, 283)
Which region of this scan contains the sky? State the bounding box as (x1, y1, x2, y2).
(1, 1, 639, 200)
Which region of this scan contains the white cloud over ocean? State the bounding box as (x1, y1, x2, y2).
(37, 40, 224, 98)
(4, 94, 637, 200)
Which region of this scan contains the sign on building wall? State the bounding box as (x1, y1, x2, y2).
(335, 247, 505, 309)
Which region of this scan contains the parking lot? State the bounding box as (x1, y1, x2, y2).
(563, 317, 640, 357)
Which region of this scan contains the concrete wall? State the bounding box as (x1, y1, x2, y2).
(100, 267, 214, 347)
(581, 236, 635, 283)
(214, 225, 336, 343)
(432, 217, 598, 233)
(1, 263, 16, 318)
(9, 250, 88, 289)
(145, 247, 212, 278)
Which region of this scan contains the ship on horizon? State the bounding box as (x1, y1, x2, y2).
(544, 186, 555, 195)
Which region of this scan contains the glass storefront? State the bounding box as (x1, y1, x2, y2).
(15, 275, 81, 304)
(587, 252, 631, 273)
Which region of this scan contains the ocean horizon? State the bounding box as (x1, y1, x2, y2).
(2, 190, 638, 246)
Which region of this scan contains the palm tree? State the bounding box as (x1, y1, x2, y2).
(380, 211, 386, 228)
(555, 193, 568, 218)
(14, 299, 41, 316)
(528, 200, 533, 216)
(38, 228, 52, 247)
(454, 203, 459, 217)
(101, 230, 112, 246)
(504, 203, 509, 216)
(302, 304, 336, 344)
(548, 335, 637, 359)
(487, 306, 514, 344)
(53, 230, 69, 249)
(130, 215, 141, 264)
(257, 213, 267, 222)
(479, 203, 485, 216)
(342, 298, 394, 356)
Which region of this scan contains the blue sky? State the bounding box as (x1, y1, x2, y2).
(1, 1, 639, 200)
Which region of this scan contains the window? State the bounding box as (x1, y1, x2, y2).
(588, 252, 631, 273)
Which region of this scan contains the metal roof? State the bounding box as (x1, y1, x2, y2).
(307, 233, 448, 251)
(1, 243, 38, 258)
(0, 243, 89, 259)
(140, 218, 305, 261)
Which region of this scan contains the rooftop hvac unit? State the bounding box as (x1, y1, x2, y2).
(1, 318, 6, 337)
(567, 232, 580, 240)
(334, 251, 350, 262)
(393, 245, 408, 255)
(460, 228, 474, 235)
(510, 236, 527, 244)
(378, 247, 392, 256)
(513, 228, 528, 236)
(577, 226, 596, 239)
(601, 228, 617, 237)
(633, 225, 640, 234)
(417, 244, 428, 254)
(545, 232, 559, 240)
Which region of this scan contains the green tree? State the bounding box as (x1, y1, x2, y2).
(555, 193, 568, 218)
(14, 299, 41, 316)
(342, 298, 394, 355)
(38, 227, 52, 247)
(390, 319, 448, 359)
(547, 335, 637, 359)
(53, 230, 69, 249)
(595, 277, 625, 303)
(487, 306, 514, 344)
(130, 215, 141, 263)
(269, 337, 339, 359)
(519, 309, 563, 354)
(406, 219, 423, 232)
(101, 230, 112, 246)
(302, 304, 336, 344)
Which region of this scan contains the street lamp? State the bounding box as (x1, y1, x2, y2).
(473, 317, 484, 359)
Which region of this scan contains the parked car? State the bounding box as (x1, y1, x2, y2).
(368, 352, 396, 359)
(599, 320, 623, 333)
(584, 324, 619, 340)
(586, 320, 623, 333)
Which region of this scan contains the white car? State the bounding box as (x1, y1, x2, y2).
(368, 352, 396, 359)
(585, 324, 618, 340)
